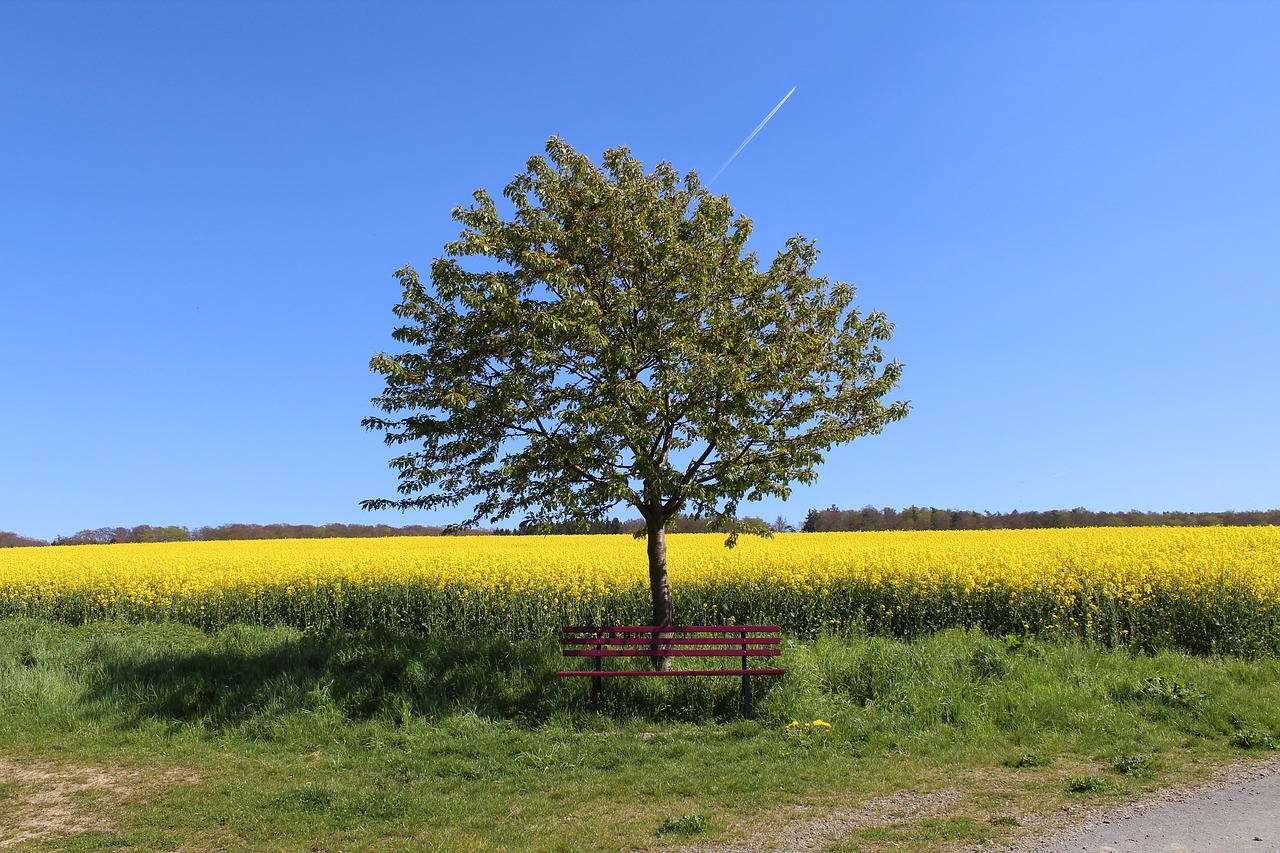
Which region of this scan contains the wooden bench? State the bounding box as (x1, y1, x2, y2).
(556, 625, 786, 718)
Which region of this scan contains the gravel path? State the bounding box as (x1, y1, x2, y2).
(668, 757, 1280, 853)
(1026, 760, 1280, 852)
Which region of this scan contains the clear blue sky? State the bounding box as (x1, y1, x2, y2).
(3, 1, 1278, 541)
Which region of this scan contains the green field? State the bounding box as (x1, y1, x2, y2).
(2, 618, 1279, 851)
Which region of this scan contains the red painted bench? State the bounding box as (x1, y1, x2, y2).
(556, 625, 786, 718)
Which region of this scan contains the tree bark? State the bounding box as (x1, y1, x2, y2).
(646, 519, 674, 671)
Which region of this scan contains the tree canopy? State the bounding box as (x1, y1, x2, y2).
(363, 137, 908, 626)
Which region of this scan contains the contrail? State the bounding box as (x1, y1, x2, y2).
(709, 86, 797, 185)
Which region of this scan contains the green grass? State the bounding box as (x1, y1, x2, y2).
(1, 617, 1278, 851)
(656, 813, 713, 838)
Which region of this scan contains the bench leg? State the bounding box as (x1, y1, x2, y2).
(743, 672, 753, 719)
(591, 628, 604, 714)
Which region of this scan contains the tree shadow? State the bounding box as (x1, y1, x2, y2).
(83, 627, 571, 730)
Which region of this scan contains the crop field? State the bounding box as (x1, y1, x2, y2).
(2, 528, 1278, 655)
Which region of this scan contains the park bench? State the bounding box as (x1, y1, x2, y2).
(556, 625, 786, 718)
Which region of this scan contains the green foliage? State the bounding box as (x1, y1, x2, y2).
(362, 137, 907, 539)
(656, 812, 712, 837)
(1111, 753, 1155, 776)
(1137, 675, 1206, 707)
(1067, 775, 1116, 793)
(1229, 726, 1279, 749)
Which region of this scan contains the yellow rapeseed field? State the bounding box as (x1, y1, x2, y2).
(1, 528, 1277, 654)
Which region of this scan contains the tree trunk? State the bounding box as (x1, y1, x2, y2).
(646, 519, 674, 671)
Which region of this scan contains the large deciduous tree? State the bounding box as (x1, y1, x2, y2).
(363, 137, 908, 634)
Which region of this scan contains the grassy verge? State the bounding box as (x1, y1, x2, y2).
(1, 617, 1278, 851)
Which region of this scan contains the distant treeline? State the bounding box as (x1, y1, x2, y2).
(14, 517, 732, 546)
(3, 506, 1277, 548)
(799, 506, 1280, 532)
(0, 531, 49, 548)
(4, 522, 449, 547)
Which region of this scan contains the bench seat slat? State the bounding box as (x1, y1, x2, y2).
(556, 668, 788, 677)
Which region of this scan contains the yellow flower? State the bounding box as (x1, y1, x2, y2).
(2, 528, 1276, 656)
(812, 719, 832, 728)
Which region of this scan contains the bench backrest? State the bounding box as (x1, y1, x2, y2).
(560, 625, 782, 661)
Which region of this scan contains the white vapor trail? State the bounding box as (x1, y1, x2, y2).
(709, 86, 797, 185)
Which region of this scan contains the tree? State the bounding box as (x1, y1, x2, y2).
(363, 137, 908, 638)
(55, 527, 122, 545)
(801, 509, 821, 533)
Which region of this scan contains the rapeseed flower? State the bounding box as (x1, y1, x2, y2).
(0, 528, 1276, 655)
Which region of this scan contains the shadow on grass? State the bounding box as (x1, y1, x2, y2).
(76, 625, 773, 730)
(83, 627, 572, 728)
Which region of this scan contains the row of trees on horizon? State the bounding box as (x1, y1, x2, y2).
(2, 506, 1278, 548)
(797, 505, 1280, 532)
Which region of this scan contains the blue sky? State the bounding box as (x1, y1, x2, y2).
(3, 1, 1278, 541)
